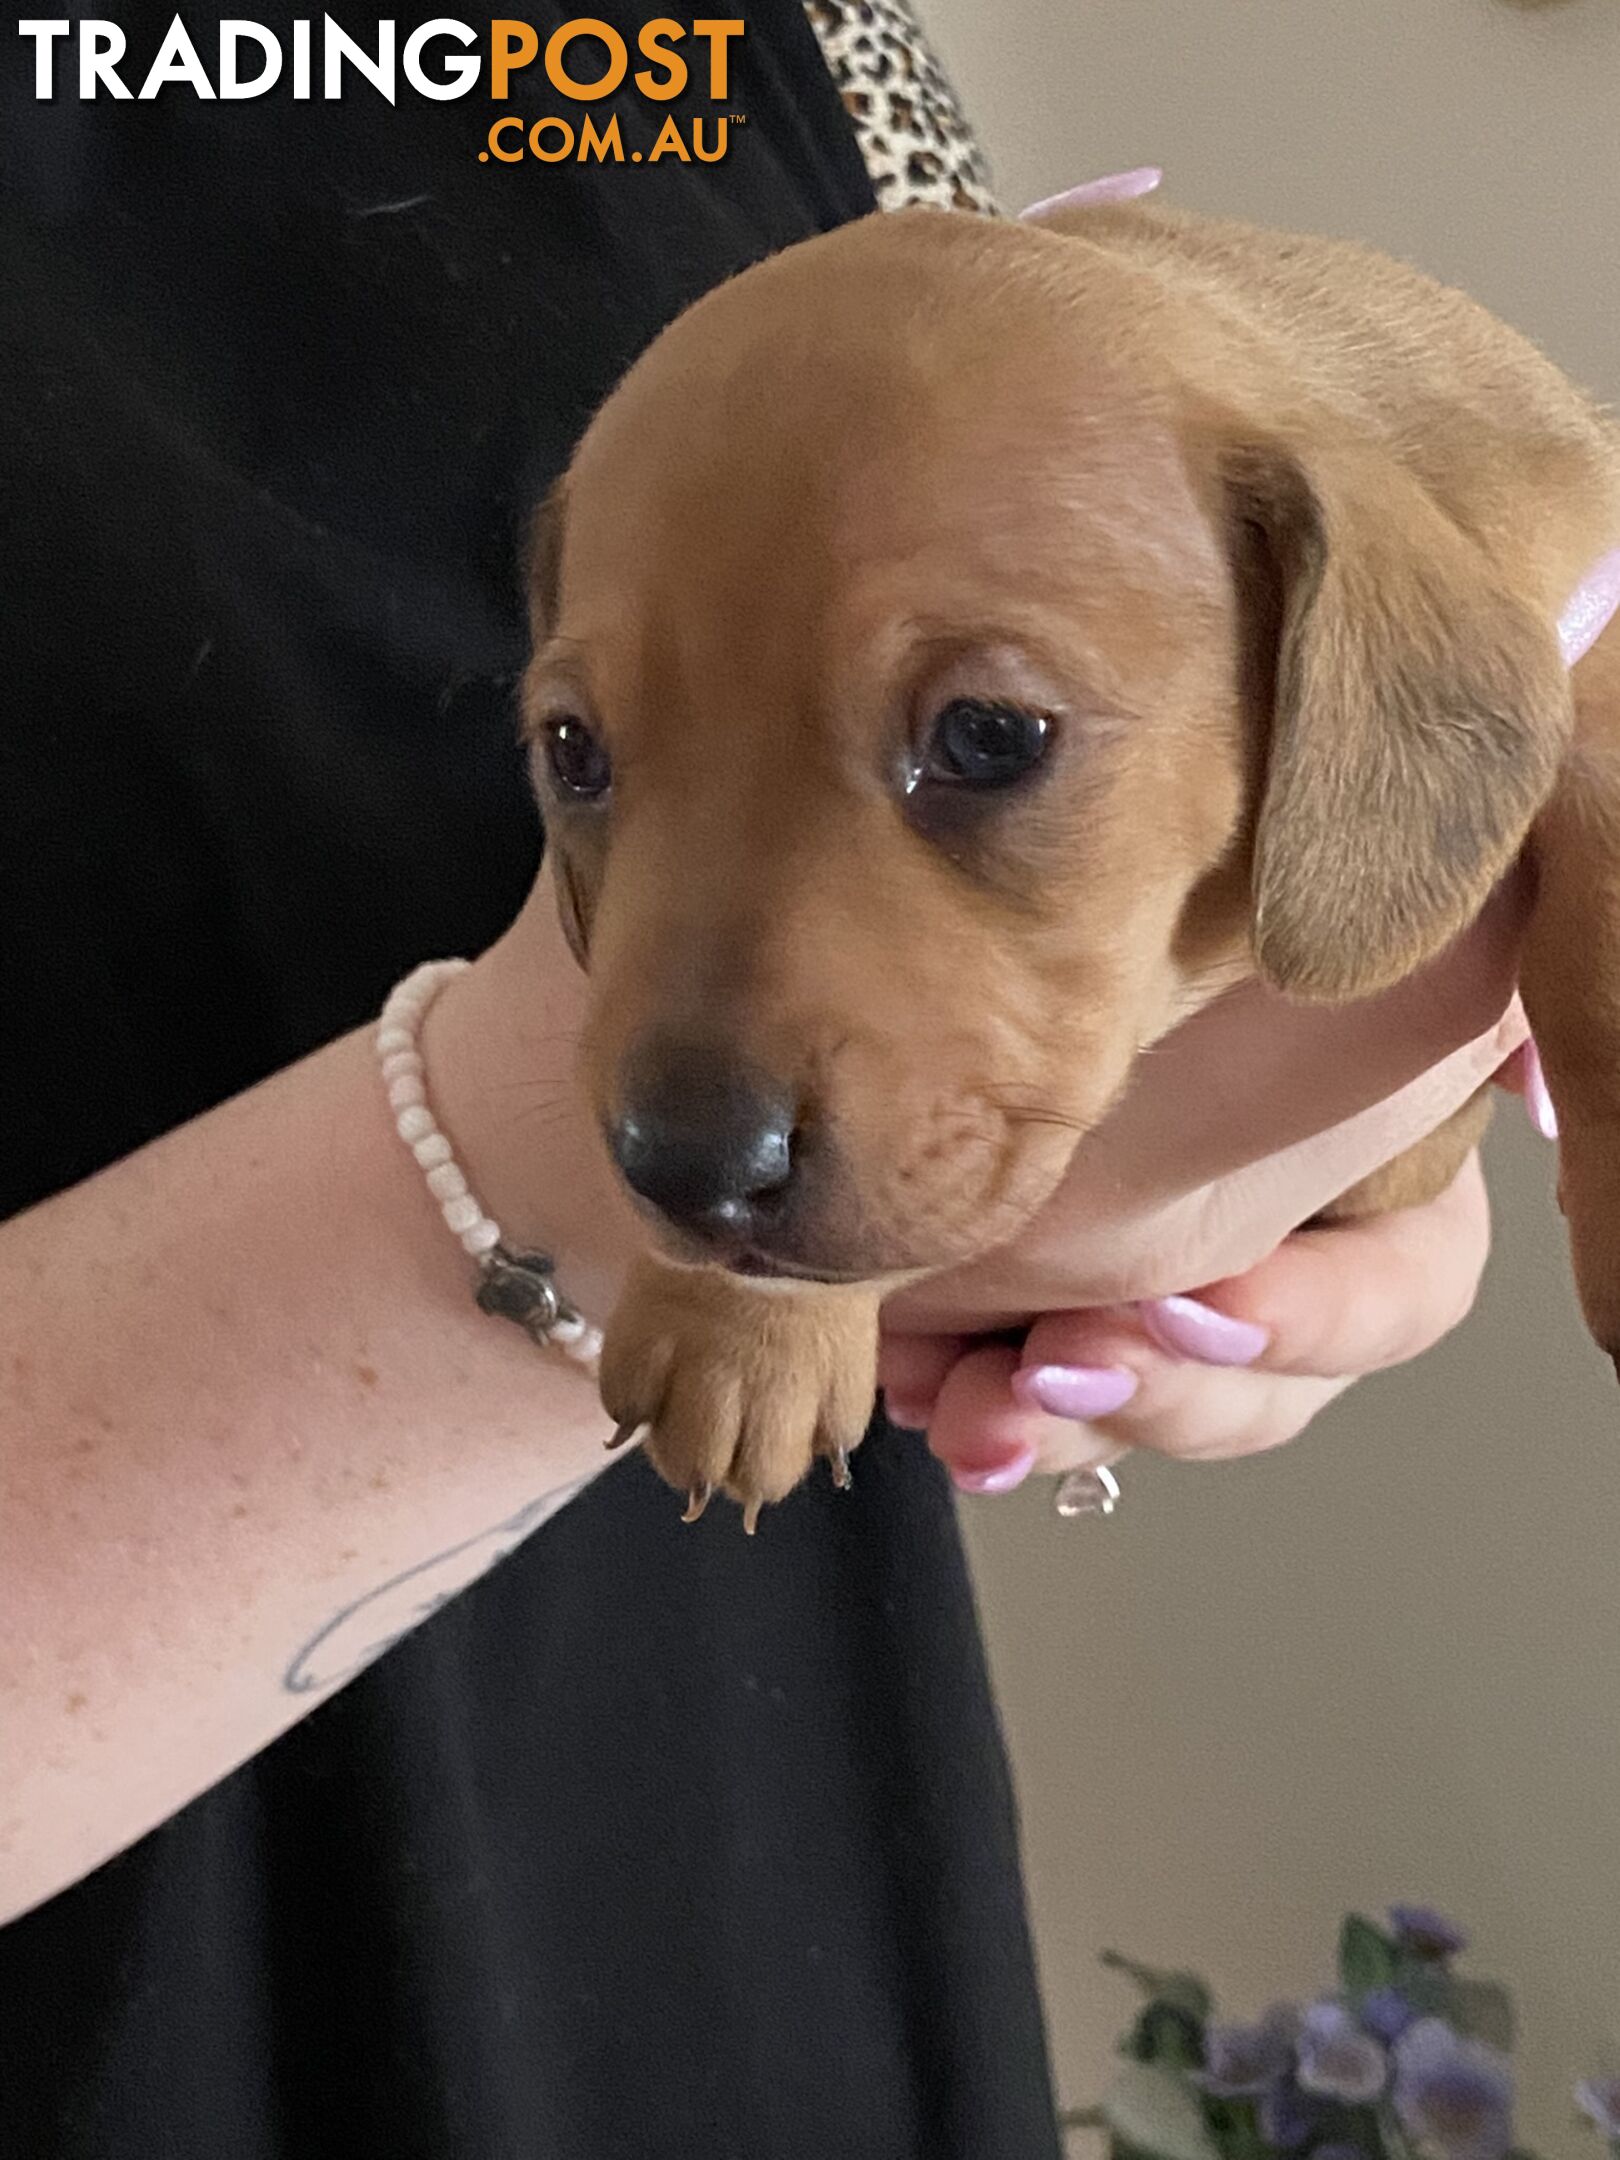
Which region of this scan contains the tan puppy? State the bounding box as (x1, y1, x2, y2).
(522, 195, 1620, 1527)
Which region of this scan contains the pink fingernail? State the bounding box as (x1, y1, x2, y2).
(1523, 1041, 1559, 1140)
(1013, 1364, 1139, 1421)
(1019, 167, 1163, 220)
(884, 1396, 933, 1431)
(1140, 1296, 1269, 1367)
(1558, 548, 1620, 668)
(949, 1445, 1038, 1496)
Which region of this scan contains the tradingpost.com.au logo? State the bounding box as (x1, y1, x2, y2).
(15, 15, 748, 164)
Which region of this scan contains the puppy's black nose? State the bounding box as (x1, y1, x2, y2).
(608, 1046, 797, 1240)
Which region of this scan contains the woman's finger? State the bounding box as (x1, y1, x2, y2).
(875, 1331, 964, 1429)
(1492, 1038, 1558, 1138)
(1140, 1148, 1492, 1381)
(1017, 1151, 1489, 1402)
(1022, 1300, 1352, 1463)
(903, 1151, 1492, 1486)
(923, 1341, 1100, 1489)
(927, 1153, 1490, 1482)
(1109, 1368, 1352, 1464)
(926, 1303, 1345, 1478)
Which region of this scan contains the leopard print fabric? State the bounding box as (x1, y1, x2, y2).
(802, 0, 999, 215)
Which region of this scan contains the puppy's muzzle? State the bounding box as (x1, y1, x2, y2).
(607, 1039, 799, 1253)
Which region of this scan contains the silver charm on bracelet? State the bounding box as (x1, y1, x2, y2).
(377, 960, 604, 1376)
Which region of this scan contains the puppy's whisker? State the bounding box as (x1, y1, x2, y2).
(977, 1088, 1092, 1137)
(484, 1069, 585, 1098)
(507, 1104, 580, 1130)
(503, 1101, 589, 1136)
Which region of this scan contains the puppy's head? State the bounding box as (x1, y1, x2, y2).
(525, 210, 1570, 1284)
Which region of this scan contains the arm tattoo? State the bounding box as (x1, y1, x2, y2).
(283, 1480, 586, 1694)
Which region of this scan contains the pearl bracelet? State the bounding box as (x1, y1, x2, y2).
(377, 960, 604, 1376)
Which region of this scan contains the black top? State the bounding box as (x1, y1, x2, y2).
(0, 8, 1064, 2153)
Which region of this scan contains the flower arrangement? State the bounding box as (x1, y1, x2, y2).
(1062, 1908, 1620, 2160)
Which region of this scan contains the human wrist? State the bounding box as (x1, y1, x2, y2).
(416, 880, 642, 1328)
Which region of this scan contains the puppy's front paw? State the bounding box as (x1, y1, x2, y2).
(599, 1256, 881, 1530)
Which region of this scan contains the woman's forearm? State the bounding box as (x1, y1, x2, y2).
(1, 901, 633, 1922)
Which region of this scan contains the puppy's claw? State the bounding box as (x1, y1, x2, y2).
(681, 1482, 712, 1524)
(830, 1447, 853, 1492)
(607, 1419, 647, 1453)
(741, 1497, 763, 1537)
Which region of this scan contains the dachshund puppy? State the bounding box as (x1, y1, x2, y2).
(522, 192, 1620, 1527)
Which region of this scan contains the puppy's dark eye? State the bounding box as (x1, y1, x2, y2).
(918, 699, 1051, 789)
(544, 716, 612, 801)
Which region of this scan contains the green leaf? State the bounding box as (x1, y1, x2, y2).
(1102, 2063, 1223, 2160)
(1115, 2139, 1174, 2160)
(1340, 1914, 1400, 1997)
(1202, 2097, 1272, 2160)
(1113, 2139, 1184, 2160)
(1448, 1978, 1516, 2050)
(1102, 1950, 1213, 2023)
(1379, 2101, 1423, 2160)
(1122, 2003, 1206, 2073)
(1394, 1964, 1451, 2019)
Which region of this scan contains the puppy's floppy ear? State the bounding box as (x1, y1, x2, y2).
(1226, 437, 1572, 1001)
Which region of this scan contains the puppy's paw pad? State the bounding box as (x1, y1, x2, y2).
(599, 1258, 881, 1531)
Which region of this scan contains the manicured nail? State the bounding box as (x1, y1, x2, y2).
(1558, 547, 1620, 668)
(1523, 1041, 1558, 1140)
(949, 1444, 1038, 1496)
(1013, 1364, 1139, 1421)
(1140, 1295, 1269, 1367)
(1019, 166, 1162, 220)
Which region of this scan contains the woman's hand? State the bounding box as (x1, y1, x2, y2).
(877, 879, 1544, 1491)
(880, 1149, 1494, 1490)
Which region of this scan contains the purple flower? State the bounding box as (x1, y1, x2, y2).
(1393, 2018, 1515, 2160)
(1296, 2002, 1389, 2103)
(1362, 1990, 1419, 2043)
(1195, 2005, 1299, 2097)
(1260, 2078, 1319, 2151)
(1389, 1907, 1469, 1962)
(1576, 2077, 1620, 2138)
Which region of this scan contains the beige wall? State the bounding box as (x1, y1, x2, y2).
(915, 0, 1620, 2144)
